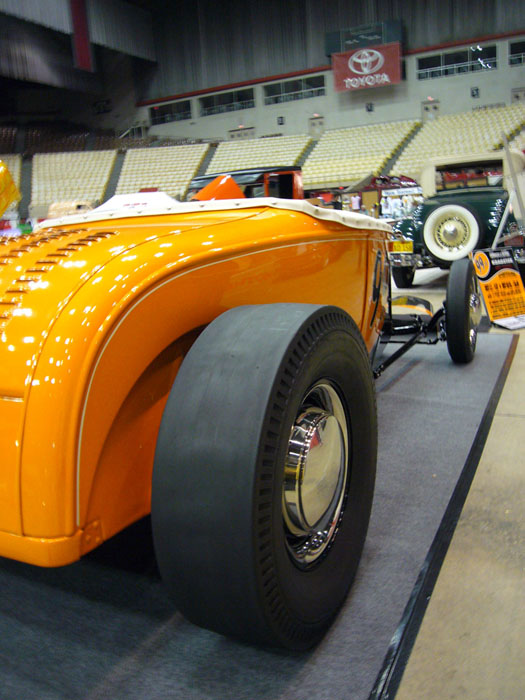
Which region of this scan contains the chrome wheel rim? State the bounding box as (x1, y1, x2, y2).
(434, 216, 471, 253)
(468, 275, 482, 347)
(283, 382, 349, 567)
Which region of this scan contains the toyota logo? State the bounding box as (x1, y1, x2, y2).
(348, 49, 384, 75)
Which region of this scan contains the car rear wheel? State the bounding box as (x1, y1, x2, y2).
(151, 304, 377, 650)
(392, 265, 415, 288)
(446, 258, 482, 363)
(423, 204, 482, 265)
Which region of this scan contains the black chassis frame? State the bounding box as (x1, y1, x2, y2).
(372, 282, 447, 379)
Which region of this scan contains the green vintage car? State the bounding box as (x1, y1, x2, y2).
(390, 149, 525, 287)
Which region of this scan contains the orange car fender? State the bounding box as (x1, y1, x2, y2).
(20, 239, 232, 542)
(20, 223, 379, 551)
(79, 241, 372, 548)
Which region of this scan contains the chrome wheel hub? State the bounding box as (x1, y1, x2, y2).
(283, 382, 349, 566)
(468, 278, 482, 346)
(436, 217, 469, 250)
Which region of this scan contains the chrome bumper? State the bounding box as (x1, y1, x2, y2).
(390, 252, 434, 268)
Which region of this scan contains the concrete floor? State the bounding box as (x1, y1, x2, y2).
(392, 268, 525, 700)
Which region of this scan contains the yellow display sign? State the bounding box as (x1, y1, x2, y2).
(0, 160, 21, 218)
(473, 248, 525, 321)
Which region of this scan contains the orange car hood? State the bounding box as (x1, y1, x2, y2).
(0, 207, 258, 397)
(1, 195, 390, 397)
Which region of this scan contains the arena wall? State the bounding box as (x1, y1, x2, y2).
(0, 1, 523, 141)
(138, 0, 523, 98)
(138, 34, 524, 142)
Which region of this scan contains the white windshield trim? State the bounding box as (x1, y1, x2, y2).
(35, 197, 392, 233)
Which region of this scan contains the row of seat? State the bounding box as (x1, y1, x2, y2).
(0, 127, 17, 154)
(3, 103, 525, 217)
(30, 151, 117, 208)
(390, 104, 525, 179)
(206, 134, 312, 173)
(115, 143, 209, 200)
(303, 119, 420, 187)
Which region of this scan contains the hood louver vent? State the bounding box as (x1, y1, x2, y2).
(0, 229, 118, 332)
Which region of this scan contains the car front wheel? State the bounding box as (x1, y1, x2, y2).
(446, 258, 483, 363)
(151, 304, 377, 650)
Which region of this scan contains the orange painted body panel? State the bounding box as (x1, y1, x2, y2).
(0, 199, 391, 566)
(192, 174, 246, 200)
(0, 160, 21, 217)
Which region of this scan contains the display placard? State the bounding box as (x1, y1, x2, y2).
(472, 248, 525, 321)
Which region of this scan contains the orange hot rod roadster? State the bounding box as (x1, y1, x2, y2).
(0, 183, 481, 650)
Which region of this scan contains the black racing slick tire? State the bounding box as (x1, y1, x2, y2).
(392, 265, 415, 288)
(446, 258, 482, 363)
(151, 304, 377, 650)
(423, 203, 482, 266)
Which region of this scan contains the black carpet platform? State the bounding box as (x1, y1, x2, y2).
(0, 333, 515, 700)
